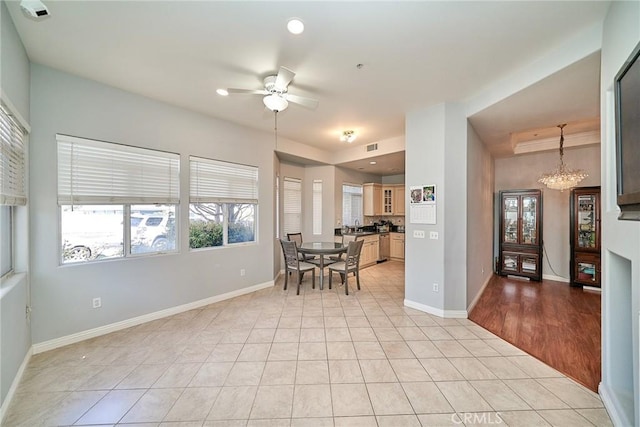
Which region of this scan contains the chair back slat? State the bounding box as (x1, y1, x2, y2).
(346, 240, 364, 268)
(280, 239, 300, 269)
(343, 234, 357, 244)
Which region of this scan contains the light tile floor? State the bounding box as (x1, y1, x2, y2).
(3, 261, 612, 426)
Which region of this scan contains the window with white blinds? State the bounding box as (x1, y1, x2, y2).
(312, 180, 322, 235)
(57, 135, 180, 205)
(342, 184, 363, 227)
(283, 177, 301, 236)
(0, 103, 26, 206)
(190, 156, 258, 203)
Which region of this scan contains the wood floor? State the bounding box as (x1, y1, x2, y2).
(469, 274, 601, 392)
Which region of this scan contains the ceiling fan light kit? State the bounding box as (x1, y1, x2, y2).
(263, 94, 288, 112)
(223, 66, 319, 113)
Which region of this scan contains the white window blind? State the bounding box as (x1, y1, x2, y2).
(283, 177, 301, 236)
(57, 135, 180, 205)
(0, 103, 26, 206)
(190, 156, 258, 203)
(342, 184, 363, 226)
(312, 179, 322, 235)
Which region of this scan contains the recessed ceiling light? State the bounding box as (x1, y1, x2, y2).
(216, 89, 229, 96)
(287, 18, 304, 35)
(369, 161, 377, 165)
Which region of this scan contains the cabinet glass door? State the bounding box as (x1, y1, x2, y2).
(503, 197, 518, 243)
(577, 195, 597, 249)
(521, 255, 538, 275)
(521, 196, 537, 245)
(502, 253, 518, 272)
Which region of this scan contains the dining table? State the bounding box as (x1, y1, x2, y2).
(298, 242, 347, 290)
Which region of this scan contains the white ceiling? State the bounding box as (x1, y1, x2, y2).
(6, 0, 610, 172)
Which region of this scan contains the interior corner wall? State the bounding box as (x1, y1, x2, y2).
(494, 145, 601, 281)
(0, 2, 31, 411)
(466, 123, 494, 308)
(600, 1, 640, 425)
(29, 64, 276, 345)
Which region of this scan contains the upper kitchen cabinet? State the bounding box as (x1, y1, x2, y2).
(366, 183, 405, 216)
(498, 189, 543, 281)
(382, 186, 394, 215)
(570, 186, 601, 288)
(393, 185, 405, 215)
(364, 183, 382, 216)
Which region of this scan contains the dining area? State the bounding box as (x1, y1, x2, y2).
(280, 233, 364, 296)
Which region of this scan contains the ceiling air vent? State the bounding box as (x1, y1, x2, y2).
(366, 143, 378, 152)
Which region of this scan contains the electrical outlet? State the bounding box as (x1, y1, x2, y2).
(240, 269, 246, 276)
(433, 283, 439, 292)
(429, 231, 439, 240)
(413, 230, 425, 238)
(92, 297, 102, 309)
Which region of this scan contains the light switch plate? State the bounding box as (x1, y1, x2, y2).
(413, 230, 425, 238)
(430, 231, 439, 240)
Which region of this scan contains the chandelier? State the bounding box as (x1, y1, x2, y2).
(538, 124, 588, 191)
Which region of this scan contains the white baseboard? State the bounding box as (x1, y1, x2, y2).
(466, 274, 493, 314)
(404, 299, 468, 318)
(598, 382, 632, 427)
(32, 280, 275, 354)
(542, 274, 570, 283)
(0, 347, 32, 424)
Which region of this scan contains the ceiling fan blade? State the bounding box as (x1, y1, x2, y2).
(286, 93, 319, 110)
(274, 66, 295, 91)
(227, 88, 269, 95)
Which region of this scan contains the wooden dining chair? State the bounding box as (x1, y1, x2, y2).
(330, 234, 358, 262)
(280, 239, 316, 295)
(328, 239, 364, 295)
(286, 232, 316, 261)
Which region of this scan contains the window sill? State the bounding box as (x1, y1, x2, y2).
(0, 271, 27, 300)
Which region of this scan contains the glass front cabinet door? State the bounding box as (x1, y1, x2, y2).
(570, 187, 601, 287)
(498, 190, 543, 281)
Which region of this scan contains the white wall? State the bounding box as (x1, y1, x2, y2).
(599, 1, 640, 425)
(405, 103, 469, 316)
(0, 1, 31, 413)
(495, 145, 601, 281)
(29, 64, 276, 345)
(466, 123, 494, 309)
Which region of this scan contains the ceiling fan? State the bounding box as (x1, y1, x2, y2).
(225, 66, 319, 112)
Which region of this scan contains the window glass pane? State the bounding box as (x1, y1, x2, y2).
(228, 203, 256, 244)
(1, 205, 11, 276)
(342, 184, 363, 227)
(283, 177, 302, 236)
(312, 180, 322, 235)
(131, 204, 177, 254)
(61, 205, 124, 263)
(189, 203, 224, 248)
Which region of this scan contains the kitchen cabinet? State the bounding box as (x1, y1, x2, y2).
(570, 186, 601, 288)
(390, 232, 405, 260)
(359, 234, 379, 267)
(363, 183, 382, 216)
(393, 185, 405, 215)
(498, 189, 543, 281)
(383, 186, 394, 215)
